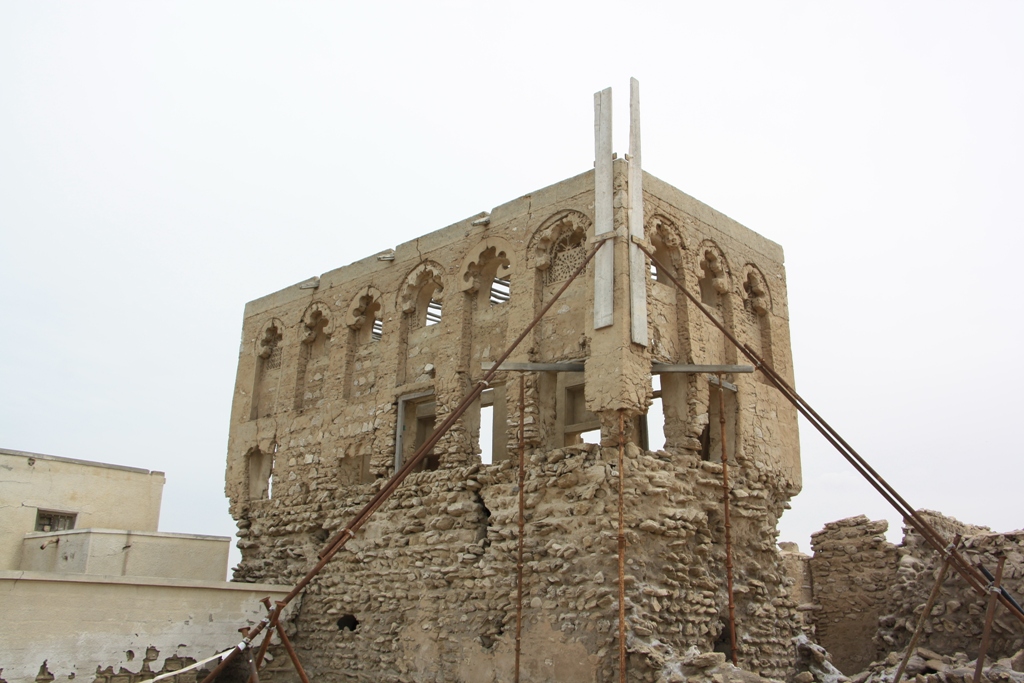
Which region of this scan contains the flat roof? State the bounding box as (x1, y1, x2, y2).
(0, 447, 165, 477)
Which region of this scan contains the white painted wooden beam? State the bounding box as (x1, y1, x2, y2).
(593, 87, 614, 330)
(628, 77, 648, 346)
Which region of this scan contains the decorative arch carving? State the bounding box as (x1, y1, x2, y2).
(300, 301, 334, 342)
(251, 318, 285, 420)
(458, 237, 514, 293)
(346, 286, 385, 331)
(529, 210, 592, 272)
(399, 261, 446, 314)
(741, 264, 772, 316)
(696, 241, 732, 305)
(645, 214, 685, 280)
(254, 318, 285, 360)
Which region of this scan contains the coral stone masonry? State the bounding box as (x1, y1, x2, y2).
(224, 86, 804, 681)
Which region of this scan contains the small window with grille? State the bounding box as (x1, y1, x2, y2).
(35, 509, 76, 532)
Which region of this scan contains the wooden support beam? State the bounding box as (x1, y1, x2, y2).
(651, 364, 754, 374)
(627, 77, 648, 346)
(482, 362, 585, 373)
(593, 87, 614, 330)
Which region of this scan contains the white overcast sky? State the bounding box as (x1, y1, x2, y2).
(2, 2, 1022, 570)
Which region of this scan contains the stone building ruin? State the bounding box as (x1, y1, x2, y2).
(223, 82, 805, 682)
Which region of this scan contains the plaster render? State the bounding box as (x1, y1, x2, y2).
(0, 571, 291, 683)
(225, 164, 803, 681)
(0, 449, 165, 571)
(19, 528, 230, 582)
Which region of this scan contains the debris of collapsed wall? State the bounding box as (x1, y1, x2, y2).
(809, 512, 1024, 678)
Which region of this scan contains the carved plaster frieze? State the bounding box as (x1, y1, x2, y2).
(399, 261, 445, 314)
(345, 286, 384, 331)
(529, 210, 592, 272)
(458, 237, 514, 292)
(741, 264, 772, 316)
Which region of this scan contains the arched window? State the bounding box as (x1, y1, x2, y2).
(698, 246, 729, 309)
(294, 303, 332, 411)
(546, 229, 587, 285)
(399, 262, 445, 329)
(247, 445, 274, 500)
(458, 239, 514, 308)
(250, 320, 284, 420)
(346, 287, 385, 344)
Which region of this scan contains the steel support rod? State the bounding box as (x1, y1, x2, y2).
(617, 410, 628, 683)
(638, 244, 1024, 626)
(893, 534, 961, 683)
(514, 375, 526, 683)
(717, 378, 738, 666)
(973, 555, 1006, 683)
(275, 620, 311, 683)
(200, 617, 271, 683)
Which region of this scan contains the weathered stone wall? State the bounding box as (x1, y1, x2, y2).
(809, 515, 899, 674)
(225, 166, 802, 681)
(880, 512, 1024, 661)
(809, 512, 1024, 677)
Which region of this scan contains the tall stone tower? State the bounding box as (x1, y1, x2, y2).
(225, 82, 801, 681)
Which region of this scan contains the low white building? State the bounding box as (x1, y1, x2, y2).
(0, 448, 290, 683)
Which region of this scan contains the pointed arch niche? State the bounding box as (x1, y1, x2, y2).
(695, 241, 734, 366)
(398, 261, 445, 385)
(528, 210, 592, 362)
(250, 319, 285, 420)
(293, 302, 334, 411)
(741, 264, 774, 373)
(642, 214, 694, 452)
(344, 286, 385, 399)
(459, 237, 514, 366)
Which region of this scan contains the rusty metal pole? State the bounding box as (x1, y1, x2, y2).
(201, 617, 271, 683)
(240, 627, 261, 683)
(638, 243, 1024, 626)
(515, 375, 526, 683)
(973, 555, 1006, 683)
(893, 534, 961, 683)
(617, 410, 628, 683)
(275, 621, 311, 683)
(717, 378, 739, 666)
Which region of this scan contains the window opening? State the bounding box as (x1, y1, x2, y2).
(546, 230, 586, 285)
(425, 299, 442, 326)
(35, 510, 76, 532)
(397, 393, 440, 471)
(371, 317, 384, 341)
(649, 236, 675, 283)
(489, 277, 511, 305)
(563, 381, 600, 446)
(479, 403, 494, 464)
(644, 374, 667, 451)
(247, 447, 274, 500)
(701, 383, 737, 462)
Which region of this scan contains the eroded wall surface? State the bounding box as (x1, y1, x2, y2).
(0, 571, 290, 683)
(809, 512, 1024, 676)
(225, 165, 802, 681)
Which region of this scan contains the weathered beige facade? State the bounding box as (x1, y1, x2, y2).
(807, 513, 1024, 677)
(0, 448, 165, 571)
(225, 158, 804, 681)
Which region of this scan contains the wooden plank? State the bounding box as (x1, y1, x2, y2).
(593, 87, 614, 330)
(482, 362, 585, 373)
(651, 364, 754, 374)
(628, 77, 648, 346)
